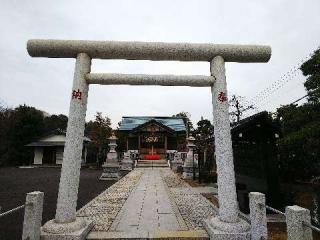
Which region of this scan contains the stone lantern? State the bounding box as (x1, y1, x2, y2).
(100, 134, 120, 180)
(171, 151, 182, 172)
(182, 136, 196, 179)
(121, 151, 133, 171)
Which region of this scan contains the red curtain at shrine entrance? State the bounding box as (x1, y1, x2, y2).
(143, 154, 161, 160)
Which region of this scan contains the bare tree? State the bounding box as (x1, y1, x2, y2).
(229, 95, 255, 123)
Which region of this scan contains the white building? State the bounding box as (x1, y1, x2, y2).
(26, 129, 90, 165)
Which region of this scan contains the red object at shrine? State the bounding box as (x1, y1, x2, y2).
(72, 89, 82, 100)
(144, 154, 161, 160)
(218, 91, 227, 102)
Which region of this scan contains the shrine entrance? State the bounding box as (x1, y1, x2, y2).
(135, 120, 173, 159)
(120, 117, 185, 159)
(27, 39, 271, 238)
(140, 133, 165, 157)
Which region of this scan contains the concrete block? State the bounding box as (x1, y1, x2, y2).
(249, 192, 267, 240)
(286, 205, 312, 240)
(22, 191, 44, 240)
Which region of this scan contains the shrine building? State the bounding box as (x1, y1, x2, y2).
(118, 116, 187, 159)
(26, 129, 90, 165)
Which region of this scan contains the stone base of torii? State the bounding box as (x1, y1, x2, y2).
(27, 39, 271, 239)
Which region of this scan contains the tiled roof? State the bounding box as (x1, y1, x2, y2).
(26, 141, 65, 147)
(119, 116, 186, 132)
(25, 128, 91, 147)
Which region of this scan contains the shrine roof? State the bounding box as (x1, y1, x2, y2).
(119, 116, 186, 132)
(25, 128, 91, 147)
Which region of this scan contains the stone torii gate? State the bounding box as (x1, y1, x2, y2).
(27, 39, 271, 239)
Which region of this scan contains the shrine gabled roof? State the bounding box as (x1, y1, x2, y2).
(118, 116, 186, 132)
(131, 119, 175, 134)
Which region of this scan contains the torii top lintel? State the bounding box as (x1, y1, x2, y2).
(27, 39, 271, 63)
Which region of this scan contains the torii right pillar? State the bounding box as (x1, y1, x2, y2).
(204, 55, 250, 239)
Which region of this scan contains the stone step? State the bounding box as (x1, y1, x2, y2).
(137, 165, 169, 168)
(136, 164, 169, 168)
(138, 160, 168, 164)
(136, 160, 169, 168)
(87, 230, 209, 239)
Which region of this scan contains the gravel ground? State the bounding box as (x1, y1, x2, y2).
(0, 167, 114, 240)
(161, 169, 217, 230)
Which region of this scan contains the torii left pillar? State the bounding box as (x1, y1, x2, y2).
(41, 53, 93, 239)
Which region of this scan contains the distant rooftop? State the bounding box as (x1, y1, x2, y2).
(25, 129, 90, 147)
(119, 116, 186, 132)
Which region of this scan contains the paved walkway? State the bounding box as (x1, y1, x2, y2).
(110, 169, 186, 232)
(79, 168, 216, 239)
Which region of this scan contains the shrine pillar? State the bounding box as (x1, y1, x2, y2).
(126, 138, 129, 151)
(42, 53, 93, 238)
(138, 135, 141, 151)
(204, 56, 250, 239)
(164, 136, 167, 152)
(211, 55, 238, 222)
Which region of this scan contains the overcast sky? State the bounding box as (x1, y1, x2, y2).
(0, 0, 319, 127)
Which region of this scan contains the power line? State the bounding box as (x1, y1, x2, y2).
(248, 48, 317, 106)
(251, 63, 302, 104)
(255, 76, 303, 108)
(256, 71, 302, 106)
(287, 89, 318, 105)
(261, 90, 317, 116)
(290, 93, 309, 105)
(227, 46, 318, 120)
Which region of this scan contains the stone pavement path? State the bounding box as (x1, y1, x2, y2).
(110, 168, 186, 232)
(82, 168, 216, 239)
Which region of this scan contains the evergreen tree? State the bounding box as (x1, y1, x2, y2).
(300, 48, 320, 103)
(276, 48, 320, 181)
(0, 104, 44, 166)
(43, 114, 68, 132)
(85, 112, 112, 166)
(172, 111, 194, 135)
